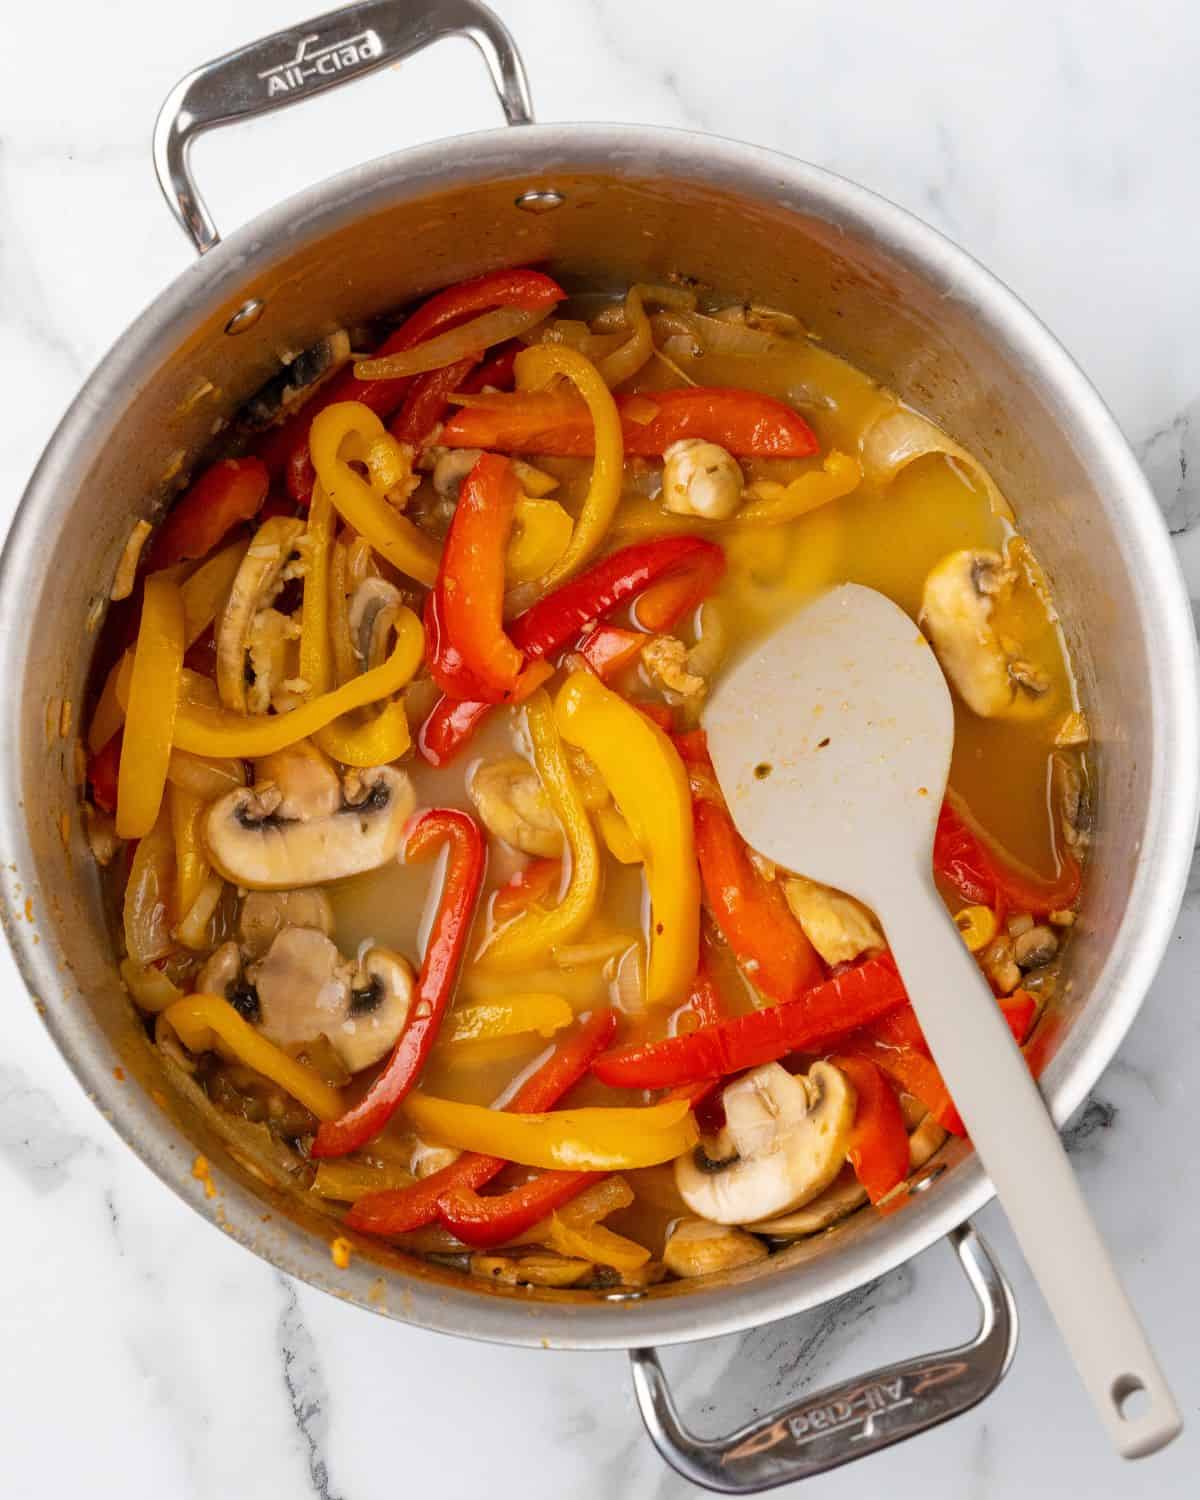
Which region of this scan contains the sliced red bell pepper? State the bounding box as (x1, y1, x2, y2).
(146, 458, 268, 570)
(182, 624, 218, 680)
(831, 1054, 910, 1204)
(665, 958, 726, 1109)
(418, 536, 725, 764)
(492, 857, 562, 920)
(345, 1008, 617, 1236)
(437, 1169, 602, 1249)
(592, 954, 907, 1090)
(258, 489, 300, 523)
(439, 386, 819, 459)
(88, 732, 121, 814)
(311, 809, 486, 1159)
(635, 701, 675, 732)
(389, 356, 479, 448)
(999, 989, 1038, 1045)
(681, 734, 823, 1003)
(840, 1036, 966, 1137)
(257, 269, 565, 501)
(425, 454, 543, 702)
(575, 624, 647, 678)
(934, 797, 1080, 917)
(460, 341, 520, 393)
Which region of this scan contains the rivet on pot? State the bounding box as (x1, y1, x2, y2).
(224, 298, 266, 335)
(909, 1161, 948, 1195)
(515, 189, 565, 215)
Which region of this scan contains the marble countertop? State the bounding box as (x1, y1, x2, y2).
(1, 2, 1197, 1496)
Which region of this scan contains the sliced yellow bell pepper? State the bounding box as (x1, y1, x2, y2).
(556, 670, 699, 1006)
(88, 656, 127, 752)
(311, 1160, 416, 1202)
(162, 994, 345, 1121)
(171, 612, 423, 758)
(309, 403, 440, 586)
(116, 574, 186, 839)
(300, 480, 413, 765)
(738, 451, 862, 525)
(328, 536, 358, 686)
(548, 1217, 651, 1271)
(299, 482, 334, 692)
(596, 803, 643, 865)
(479, 690, 601, 969)
(400, 1092, 697, 1171)
(506, 497, 573, 584)
(513, 346, 623, 589)
(442, 994, 574, 1046)
(316, 700, 412, 767)
(168, 782, 209, 921)
(179, 536, 250, 645)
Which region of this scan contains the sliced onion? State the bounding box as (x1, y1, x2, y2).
(123, 808, 176, 966)
(120, 957, 182, 1014)
(353, 307, 551, 380)
(521, 319, 626, 360)
(166, 749, 245, 800)
(860, 403, 1013, 519)
(174, 870, 226, 951)
(651, 309, 785, 357)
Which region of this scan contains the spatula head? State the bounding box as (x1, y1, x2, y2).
(703, 583, 954, 908)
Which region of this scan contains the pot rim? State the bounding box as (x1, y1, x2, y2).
(3, 122, 1196, 1349)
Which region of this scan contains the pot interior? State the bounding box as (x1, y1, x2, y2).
(2, 132, 1179, 1346)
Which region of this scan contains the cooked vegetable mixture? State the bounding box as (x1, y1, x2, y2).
(85, 269, 1088, 1288)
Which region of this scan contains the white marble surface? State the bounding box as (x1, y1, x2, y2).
(1, 2, 1198, 1496)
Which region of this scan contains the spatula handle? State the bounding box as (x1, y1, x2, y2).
(880, 872, 1180, 1458)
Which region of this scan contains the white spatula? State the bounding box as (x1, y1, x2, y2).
(703, 581, 1180, 1458)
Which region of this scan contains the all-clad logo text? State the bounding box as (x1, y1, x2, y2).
(786, 1379, 912, 1446)
(258, 30, 383, 96)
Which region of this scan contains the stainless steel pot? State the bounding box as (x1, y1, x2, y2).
(2, 1, 1196, 1489)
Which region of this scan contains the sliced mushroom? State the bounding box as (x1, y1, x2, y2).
(432, 447, 484, 502)
(1013, 923, 1059, 971)
(244, 608, 301, 714)
(253, 741, 342, 821)
(468, 756, 563, 858)
(248, 927, 413, 1073)
(908, 1116, 948, 1171)
(920, 549, 1049, 718)
(782, 875, 885, 967)
(348, 578, 405, 670)
(661, 439, 744, 521)
(204, 764, 414, 889)
(469, 1252, 592, 1288)
(674, 1061, 856, 1225)
(238, 887, 335, 959)
(239, 331, 352, 430)
(197, 940, 260, 1019)
(662, 1218, 768, 1278)
(338, 945, 414, 1073)
(216, 516, 305, 712)
(744, 1164, 868, 1238)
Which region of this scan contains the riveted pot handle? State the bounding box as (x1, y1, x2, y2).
(153, 0, 533, 256)
(630, 1225, 1017, 1495)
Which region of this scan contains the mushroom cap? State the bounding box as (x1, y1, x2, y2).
(335, 946, 414, 1074)
(674, 1061, 856, 1225)
(216, 516, 305, 714)
(662, 1218, 768, 1278)
(468, 756, 563, 858)
(204, 764, 415, 890)
(253, 741, 342, 822)
(249, 927, 352, 1052)
(238, 887, 335, 960)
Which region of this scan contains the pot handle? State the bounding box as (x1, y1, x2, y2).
(630, 1224, 1017, 1495)
(153, 0, 533, 256)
